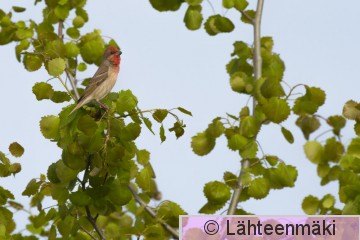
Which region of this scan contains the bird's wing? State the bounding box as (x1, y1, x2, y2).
(79, 64, 109, 100)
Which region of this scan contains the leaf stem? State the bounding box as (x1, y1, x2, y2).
(57, 76, 75, 101)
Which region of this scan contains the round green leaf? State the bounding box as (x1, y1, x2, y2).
(51, 91, 71, 103)
(203, 181, 231, 204)
(191, 132, 215, 156)
(152, 109, 168, 123)
(65, 42, 80, 58)
(40, 115, 60, 139)
(223, 0, 234, 9)
(149, 0, 183, 12)
(262, 97, 290, 123)
(77, 62, 87, 72)
(55, 161, 78, 183)
(69, 191, 91, 207)
(66, 27, 80, 39)
(185, 0, 202, 5)
(248, 178, 270, 199)
(343, 100, 360, 121)
(12, 6, 26, 12)
(302, 195, 319, 214)
(47, 58, 66, 77)
(54, 5, 70, 20)
(204, 15, 234, 36)
(157, 201, 186, 227)
(234, 0, 249, 11)
(77, 115, 97, 136)
(9, 142, 24, 158)
(32, 82, 54, 100)
(23, 54, 43, 72)
(73, 16, 85, 28)
(184, 5, 203, 30)
(304, 141, 324, 164)
(206, 119, 224, 138)
(116, 90, 138, 113)
(228, 134, 248, 151)
(108, 182, 132, 206)
(240, 116, 261, 138)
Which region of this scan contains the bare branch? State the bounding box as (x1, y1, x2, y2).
(128, 184, 179, 239)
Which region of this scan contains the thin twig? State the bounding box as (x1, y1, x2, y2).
(227, 159, 250, 214)
(128, 184, 179, 239)
(66, 69, 80, 101)
(206, 0, 216, 14)
(240, 10, 254, 24)
(82, 159, 105, 240)
(79, 224, 97, 240)
(58, 21, 64, 40)
(227, 0, 265, 215)
(58, 76, 75, 100)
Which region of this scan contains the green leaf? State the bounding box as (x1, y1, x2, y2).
(69, 191, 91, 207)
(15, 29, 34, 40)
(324, 137, 344, 163)
(223, 171, 237, 188)
(260, 78, 285, 98)
(76, 8, 89, 22)
(203, 181, 231, 204)
(281, 127, 294, 144)
(184, 5, 203, 31)
(327, 115, 346, 136)
(302, 195, 319, 215)
(51, 91, 71, 103)
(262, 54, 285, 82)
(199, 202, 226, 214)
(231, 41, 251, 58)
(55, 161, 78, 183)
(223, 0, 234, 9)
(229, 71, 253, 94)
(262, 97, 290, 123)
(120, 123, 141, 141)
(206, 118, 224, 138)
(240, 116, 261, 138)
(152, 109, 168, 123)
(54, 5, 70, 20)
(143, 117, 155, 134)
(226, 58, 253, 76)
(157, 201, 186, 227)
(204, 15, 235, 36)
(22, 179, 41, 196)
(191, 132, 215, 156)
(160, 125, 166, 142)
(12, 6, 26, 12)
(15, 39, 30, 61)
(149, 0, 183, 12)
(9, 163, 21, 174)
(293, 86, 326, 115)
(169, 121, 185, 138)
(116, 90, 138, 113)
(321, 194, 335, 209)
(304, 141, 323, 164)
(240, 140, 258, 159)
(261, 36, 274, 51)
(136, 167, 152, 192)
(65, 42, 80, 58)
(77, 62, 87, 72)
(66, 27, 80, 39)
(40, 115, 60, 139)
(178, 107, 192, 116)
(137, 150, 150, 166)
(296, 115, 320, 140)
(265, 163, 297, 189)
(248, 178, 270, 199)
(343, 100, 360, 121)
(47, 58, 66, 76)
(228, 133, 248, 151)
(185, 0, 202, 5)
(73, 16, 85, 28)
(234, 0, 249, 11)
(77, 115, 97, 136)
(107, 181, 132, 206)
(9, 142, 24, 158)
(240, 10, 255, 24)
(80, 39, 105, 64)
(265, 155, 279, 166)
(32, 82, 54, 100)
(23, 54, 43, 71)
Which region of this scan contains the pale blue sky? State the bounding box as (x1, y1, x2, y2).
(1, 0, 360, 233)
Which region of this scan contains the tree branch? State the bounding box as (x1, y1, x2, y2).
(127, 184, 179, 239)
(227, 0, 265, 215)
(239, 10, 254, 24)
(82, 159, 105, 240)
(57, 21, 80, 100)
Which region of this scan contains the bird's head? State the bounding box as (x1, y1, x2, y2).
(103, 45, 122, 66)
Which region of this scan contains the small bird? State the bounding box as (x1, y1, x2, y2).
(70, 45, 122, 114)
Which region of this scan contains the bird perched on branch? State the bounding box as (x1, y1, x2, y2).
(70, 45, 122, 114)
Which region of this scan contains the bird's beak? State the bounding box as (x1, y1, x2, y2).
(117, 50, 122, 56)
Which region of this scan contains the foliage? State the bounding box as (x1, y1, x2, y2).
(0, 1, 189, 239)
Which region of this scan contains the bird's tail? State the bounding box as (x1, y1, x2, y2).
(69, 96, 85, 115)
